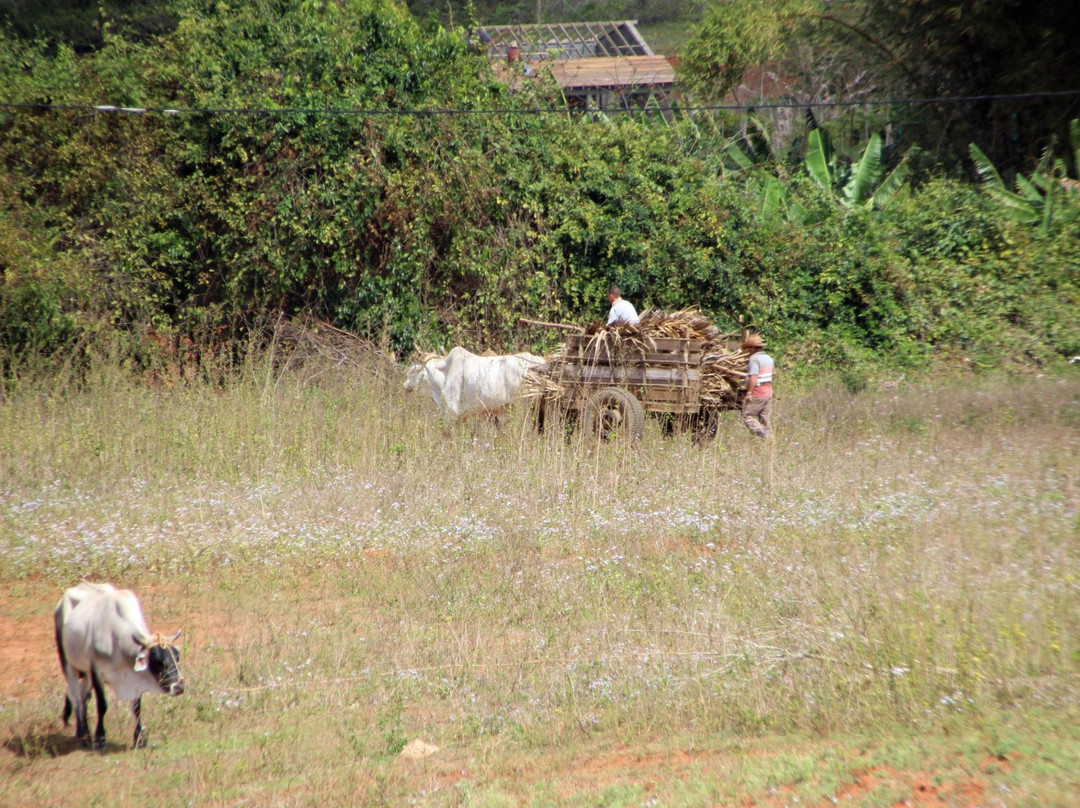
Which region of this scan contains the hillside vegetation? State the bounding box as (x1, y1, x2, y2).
(1, 0, 1078, 378)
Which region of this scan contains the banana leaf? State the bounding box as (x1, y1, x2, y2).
(805, 128, 834, 191)
(969, 142, 1042, 224)
(761, 175, 782, 219)
(983, 186, 1041, 224)
(725, 142, 754, 171)
(843, 133, 883, 207)
(789, 199, 809, 224)
(1016, 173, 1044, 204)
(869, 151, 911, 209)
(969, 143, 1006, 190)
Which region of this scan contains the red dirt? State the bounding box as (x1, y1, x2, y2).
(819, 764, 989, 808)
(558, 747, 708, 796)
(0, 596, 56, 701)
(543, 748, 998, 807)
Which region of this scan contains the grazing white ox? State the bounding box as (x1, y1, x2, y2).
(404, 346, 546, 417)
(54, 582, 185, 749)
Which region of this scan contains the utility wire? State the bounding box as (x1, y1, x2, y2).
(2, 89, 1079, 118)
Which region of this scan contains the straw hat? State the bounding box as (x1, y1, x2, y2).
(742, 333, 765, 349)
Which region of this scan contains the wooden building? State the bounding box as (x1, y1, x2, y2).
(481, 21, 675, 112)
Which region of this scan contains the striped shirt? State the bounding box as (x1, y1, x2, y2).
(747, 351, 774, 397)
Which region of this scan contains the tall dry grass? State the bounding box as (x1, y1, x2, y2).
(1, 353, 1078, 805)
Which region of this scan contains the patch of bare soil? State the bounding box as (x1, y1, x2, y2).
(0, 593, 57, 701)
(821, 764, 989, 807)
(527, 746, 1000, 807)
(553, 748, 710, 800)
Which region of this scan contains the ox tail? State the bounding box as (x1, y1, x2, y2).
(54, 611, 67, 674)
(55, 616, 73, 726)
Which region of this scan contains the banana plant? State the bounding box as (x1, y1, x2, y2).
(969, 119, 1080, 236)
(758, 175, 810, 223)
(719, 116, 811, 223)
(721, 114, 778, 173)
(725, 115, 907, 222)
(723, 147, 811, 223)
(805, 127, 909, 209)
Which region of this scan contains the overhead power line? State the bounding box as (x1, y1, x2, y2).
(2, 89, 1079, 118)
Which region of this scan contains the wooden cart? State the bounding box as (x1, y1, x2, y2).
(539, 333, 736, 441)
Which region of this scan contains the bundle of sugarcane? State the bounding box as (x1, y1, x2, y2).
(699, 352, 748, 408)
(698, 335, 752, 410)
(519, 342, 569, 402)
(583, 308, 721, 340)
(580, 308, 726, 362)
(524, 309, 752, 409)
(637, 308, 723, 341)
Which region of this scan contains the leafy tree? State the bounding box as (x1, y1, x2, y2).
(822, 0, 1080, 175)
(679, 0, 811, 100)
(681, 0, 1080, 175)
(0, 0, 178, 51)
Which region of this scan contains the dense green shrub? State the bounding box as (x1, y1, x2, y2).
(1, 0, 1078, 373)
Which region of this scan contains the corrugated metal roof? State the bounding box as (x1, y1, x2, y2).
(479, 20, 653, 60)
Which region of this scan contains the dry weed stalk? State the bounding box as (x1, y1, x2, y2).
(271, 317, 383, 377)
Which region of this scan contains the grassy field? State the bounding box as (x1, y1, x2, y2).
(1, 354, 1079, 806)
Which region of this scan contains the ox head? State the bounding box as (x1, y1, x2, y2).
(404, 351, 441, 393)
(403, 362, 426, 392)
(133, 630, 185, 695)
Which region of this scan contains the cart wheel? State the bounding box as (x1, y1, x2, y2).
(582, 387, 645, 443)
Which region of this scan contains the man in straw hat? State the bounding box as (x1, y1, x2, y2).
(741, 333, 774, 438)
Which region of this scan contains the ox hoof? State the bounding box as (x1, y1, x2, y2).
(93, 737, 107, 752)
(78, 736, 92, 749)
